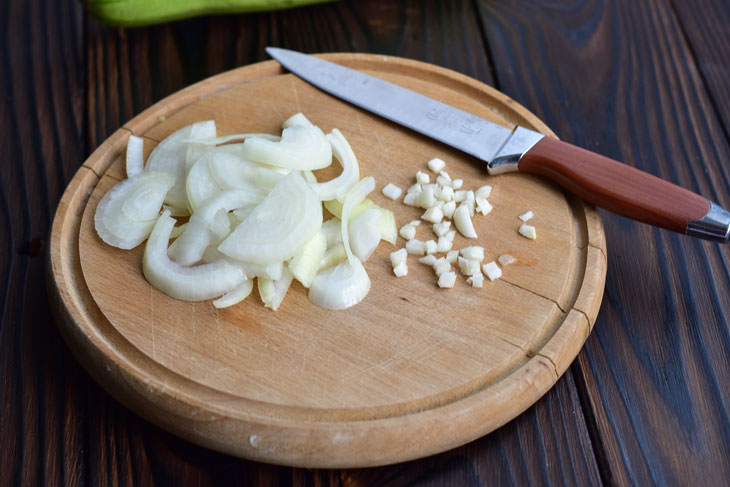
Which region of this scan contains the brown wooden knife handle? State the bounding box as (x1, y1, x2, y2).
(518, 137, 710, 234)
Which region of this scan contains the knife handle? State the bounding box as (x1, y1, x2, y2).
(518, 137, 730, 242)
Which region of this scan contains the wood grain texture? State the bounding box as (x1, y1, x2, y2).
(50, 54, 605, 468)
(478, 0, 730, 484)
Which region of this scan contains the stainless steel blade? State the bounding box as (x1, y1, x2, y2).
(266, 47, 518, 164)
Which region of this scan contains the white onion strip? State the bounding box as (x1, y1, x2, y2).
(213, 279, 254, 309)
(310, 129, 360, 201)
(340, 176, 375, 264)
(125, 135, 144, 178)
(143, 211, 247, 301)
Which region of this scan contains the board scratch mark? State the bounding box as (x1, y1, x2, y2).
(291, 77, 302, 113)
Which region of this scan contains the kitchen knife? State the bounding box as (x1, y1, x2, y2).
(266, 47, 730, 243)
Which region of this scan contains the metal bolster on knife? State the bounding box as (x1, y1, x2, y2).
(487, 126, 545, 175)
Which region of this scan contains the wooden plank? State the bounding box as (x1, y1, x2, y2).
(0, 0, 86, 486)
(477, 0, 730, 484)
(670, 0, 730, 136)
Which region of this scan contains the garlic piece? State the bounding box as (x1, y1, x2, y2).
(382, 183, 403, 200)
(406, 239, 427, 255)
(483, 261, 502, 281)
(437, 271, 457, 288)
(428, 158, 446, 173)
(453, 204, 477, 238)
(467, 274, 484, 288)
(498, 254, 517, 266)
(433, 221, 451, 237)
(460, 246, 484, 261)
(475, 185, 492, 199)
(393, 262, 408, 277)
(390, 248, 408, 267)
(519, 210, 535, 222)
(416, 171, 430, 185)
(519, 224, 537, 240)
(422, 206, 444, 224)
(418, 255, 437, 265)
(458, 257, 481, 276)
(445, 250, 459, 264)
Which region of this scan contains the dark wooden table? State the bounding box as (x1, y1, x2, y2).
(3, 0, 730, 485)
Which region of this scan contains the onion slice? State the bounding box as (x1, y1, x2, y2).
(258, 268, 294, 311)
(213, 279, 254, 309)
(218, 171, 323, 263)
(125, 135, 144, 178)
(309, 258, 371, 310)
(310, 129, 360, 201)
(288, 230, 327, 288)
(145, 121, 216, 211)
(94, 171, 175, 250)
(143, 211, 247, 301)
(348, 209, 382, 262)
(169, 189, 264, 266)
(240, 113, 332, 170)
(340, 176, 375, 264)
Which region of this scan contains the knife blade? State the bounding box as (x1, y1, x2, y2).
(266, 47, 730, 243)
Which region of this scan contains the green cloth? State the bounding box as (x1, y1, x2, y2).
(87, 0, 336, 27)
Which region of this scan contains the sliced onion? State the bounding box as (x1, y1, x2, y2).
(145, 120, 216, 212)
(125, 135, 144, 178)
(258, 268, 294, 311)
(169, 189, 265, 266)
(377, 209, 398, 245)
(310, 129, 360, 201)
(321, 218, 343, 248)
(143, 211, 247, 301)
(348, 208, 382, 262)
(218, 171, 323, 264)
(186, 146, 266, 212)
(94, 171, 175, 249)
(288, 230, 327, 288)
(185, 121, 218, 173)
(324, 197, 377, 220)
(184, 133, 280, 145)
(340, 176, 375, 264)
(319, 243, 346, 271)
(213, 279, 254, 309)
(309, 258, 371, 310)
(240, 114, 332, 171)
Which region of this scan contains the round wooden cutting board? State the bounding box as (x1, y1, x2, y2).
(48, 54, 606, 468)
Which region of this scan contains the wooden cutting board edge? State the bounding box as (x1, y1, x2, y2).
(47, 54, 607, 468)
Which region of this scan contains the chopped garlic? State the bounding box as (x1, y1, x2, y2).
(498, 254, 517, 266)
(476, 197, 493, 216)
(406, 239, 427, 255)
(445, 230, 456, 242)
(439, 171, 451, 181)
(442, 200, 456, 219)
(382, 183, 402, 200)
(458, 257, 481, 276)
(437, 271, 457, 288)
(467, 274, 484, 288)
(416, 171, 430, 185)
(424, 239, 438, 254)
(464, 190, 476, 216)
(389, 248, 408, 267)
(519, 224, 537, 240)
(437, 175, 452, 187)
(407, 183, 422, 194)
(418, 255, 437, 265)
(454, 190, 467, 203)
(454, 204, 477, 238)
(483, 261, 502, 281)
(428, 158, 446, 173)
(445, 250, 459, 263)
(452, 179, 463, 189)
(475, 185, 492, 199)
(416, 186, 436, 209)
(403, 193, 419, 206)
(460, 246, 484, 261)
(422, 206, 444, 224)
(433, 221, 451, 237)
(436, 236, 453, 252)
(399, 223, 417, 240)
(439, 186, 454, 201)
(433, 258, 451, 276)
(519, 210, 534, 222)
(393, 262, 408, 277)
